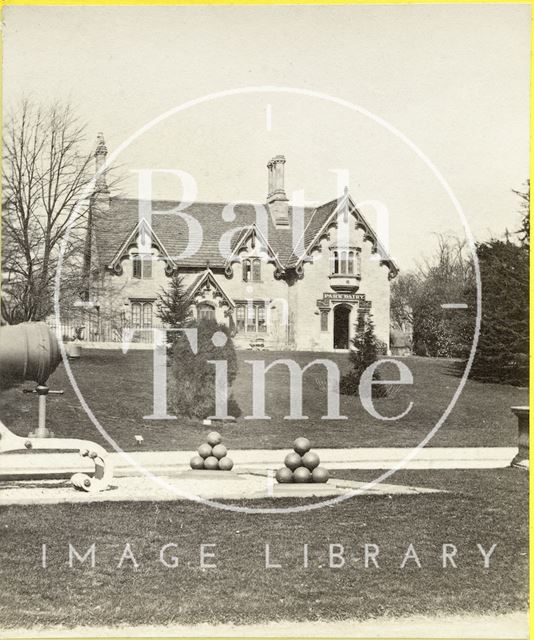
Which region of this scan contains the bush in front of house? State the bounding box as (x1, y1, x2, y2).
(340, 316, 387, 398)
(170, 319, 241, 419)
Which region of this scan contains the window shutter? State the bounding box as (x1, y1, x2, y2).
(132, 257, 141, 279)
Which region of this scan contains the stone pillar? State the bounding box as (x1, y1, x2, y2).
(510, 405, 529, 469)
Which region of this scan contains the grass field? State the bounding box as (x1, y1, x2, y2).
(0, 349, 527, 451)
(0, 468, 527, 629)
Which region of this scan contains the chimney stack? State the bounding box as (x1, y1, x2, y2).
(94, 132, 110, 211)
(267, 155, 290, 228)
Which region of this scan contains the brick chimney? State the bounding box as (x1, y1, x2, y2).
(93, 132, 110, 211)
(267, 155, 290, 228)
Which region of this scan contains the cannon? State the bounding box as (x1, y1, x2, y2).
(0, 322, 113, 492)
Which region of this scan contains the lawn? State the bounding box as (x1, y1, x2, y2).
(0, 349, 527, 451)
(0, 468, 527, 628)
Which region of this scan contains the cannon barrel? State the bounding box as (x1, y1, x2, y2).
(0, 322, 61, 388)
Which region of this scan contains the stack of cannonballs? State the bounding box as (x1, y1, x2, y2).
(275, 437, 329, 484)
(190, 431, 234, 471)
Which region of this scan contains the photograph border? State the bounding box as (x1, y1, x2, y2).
(0, 1, 531, 639)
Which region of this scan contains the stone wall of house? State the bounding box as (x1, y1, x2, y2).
(213, 234, 290, 349)
(287, 224, 391, 352)
(95, 219, 392, 351)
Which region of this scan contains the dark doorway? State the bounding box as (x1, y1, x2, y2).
(333, 304, 351, 349)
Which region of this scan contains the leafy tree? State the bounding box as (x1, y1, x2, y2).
(155, 271, 192, 328)
(340, 316, 387, 398)
(170, 319, 241, 419)
(466, 239, 528, 385)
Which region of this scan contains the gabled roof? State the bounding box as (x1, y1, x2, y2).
(286, 197, 341, 267)
(224, 224, 285, 274)
(92, 195, 397, 276)
(108, 217, 176, 272)
(94, 198, 316, 270)
(186, 268, 234, 309)
(287, 193, 398, 277)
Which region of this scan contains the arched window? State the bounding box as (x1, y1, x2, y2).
(347, 250, 354, 274)
(340, 251, 347, 274)
(236, 305, 245, 331)
(234, 301, 267, 333)
(132, 255, 153, 279)
(242, 259, 250, 282)
(252, 258, 261, 282)
(242, 258, 261, 282)
(331, 248, 360, 276)
(131, 300, 154, 328)
(197, 302, 216, 322)
(333, 251, 339, 274)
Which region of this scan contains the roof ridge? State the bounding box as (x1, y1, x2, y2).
(110, 196, 318, 210)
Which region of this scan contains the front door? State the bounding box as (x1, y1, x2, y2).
(333, 304, 351, 349)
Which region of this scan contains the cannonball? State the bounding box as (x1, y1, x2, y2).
(293, 466, 312, 483)
(293, 437, 311, 455)
(312, 466, 329, 483)
(207, 431, 222, 446)
(302, 451, 320, 471)
(203, 456, 219, 470)
(197, 443, 212, 459)
(284, 452, 302, 471)
(190, 455, 205, 470)
(275, 467, 294, 484)
(218, 456, 234, 471)
(212, 443, 227, 459)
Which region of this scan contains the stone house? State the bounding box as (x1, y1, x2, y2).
(84, 134, 398, 351)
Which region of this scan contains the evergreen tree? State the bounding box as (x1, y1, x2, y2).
(156, 271, 192, 328)
(513, 180, 529, 247)
(340, 316, 387, 397)
(467, 239, 528, 385)
(170, 319, 241, 419)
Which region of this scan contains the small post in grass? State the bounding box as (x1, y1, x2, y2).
(510, 405, 529, 469)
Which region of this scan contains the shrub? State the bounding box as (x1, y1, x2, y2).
(340, 316, 387, 398)
(466, 239, 528, 386)
(170, 319, 241, 419)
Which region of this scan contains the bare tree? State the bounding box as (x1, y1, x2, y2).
(391, 234, 475, 357)
(2, 100, 100, 323)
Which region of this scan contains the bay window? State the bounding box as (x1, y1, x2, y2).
(331, 249, 360, 276)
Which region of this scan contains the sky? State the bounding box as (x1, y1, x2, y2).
(3, 4, 530, 270)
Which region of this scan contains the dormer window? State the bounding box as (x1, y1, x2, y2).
(242, 258, 261, 282)
(331, 249, 360, 276)
(132, 255, 153, 279)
